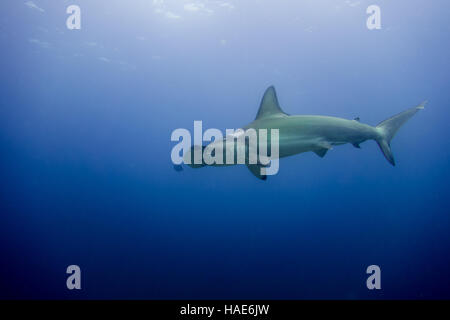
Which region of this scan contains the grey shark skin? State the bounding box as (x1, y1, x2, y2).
(185, 86, 425, 179)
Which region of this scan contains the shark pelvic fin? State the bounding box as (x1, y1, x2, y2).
(314, 148, 328, 158)
(255, 86, 288, 120)
(354, 117, 360, 122)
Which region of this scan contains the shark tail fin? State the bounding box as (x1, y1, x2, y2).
(375, 101, 426, 166)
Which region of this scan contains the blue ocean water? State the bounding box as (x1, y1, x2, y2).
(1, 0, 449, 299)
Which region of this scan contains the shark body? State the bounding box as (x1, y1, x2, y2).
(184, 86, 424, 179)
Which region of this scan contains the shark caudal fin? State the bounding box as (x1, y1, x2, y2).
(375, 101, 426, 166)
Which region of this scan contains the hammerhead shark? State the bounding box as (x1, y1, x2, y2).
(182, 86, 425, 179)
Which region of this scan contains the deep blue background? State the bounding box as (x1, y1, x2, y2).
(1, 0, 449, 299)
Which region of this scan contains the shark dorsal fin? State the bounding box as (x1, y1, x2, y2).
(255, 86, 288, 120)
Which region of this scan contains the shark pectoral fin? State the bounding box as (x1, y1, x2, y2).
(246, 164, 267, 180)
(313, 148, 328, 158)
(313, 141, 332, 158)
(352, 143, 361, 149)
